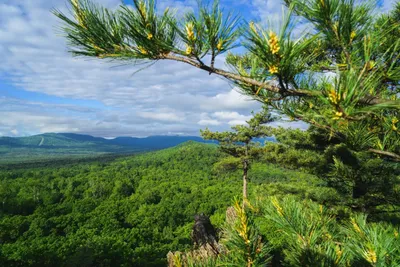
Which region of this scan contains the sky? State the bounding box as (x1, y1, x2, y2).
(0, 0, 397, 137)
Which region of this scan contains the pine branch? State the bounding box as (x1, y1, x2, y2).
(54, 0, 400, 159)
(368, 149, 400, 162)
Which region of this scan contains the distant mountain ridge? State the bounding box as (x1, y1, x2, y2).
(0, 133, 275, 164)
(0, 133, 216, 163)
(0, 133, 216, 148)
(1, 133, 275, 147)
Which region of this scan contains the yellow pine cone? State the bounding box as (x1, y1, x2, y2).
(333, 111, 343, 120)
(185, 22, 195, 41)
(365, 249, 377, 264)
(147, 33, 153, 40)
(269, 65, 279, 74)
(367, 60, 375, 70)
(138, 46, 147, 55)
(268, 31, 280, 54)
(350, 31, 356, 41)
(249, 21, 257, 33)
(271, 197, 284, 216)
(328, 89, 340, 104)
(351, 218, 362, 234)
(335, 245, 343, 260)
(392, 117, 399, 131)
(217, 39, 224, 51)
(185, 45, 192, 55)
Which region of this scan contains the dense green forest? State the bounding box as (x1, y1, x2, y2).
(1, 134, 399, 266)
(0, 140, 341, 266)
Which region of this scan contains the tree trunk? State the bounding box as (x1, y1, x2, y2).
(243, 145, 249, 207)
(243, 160, 248, 201)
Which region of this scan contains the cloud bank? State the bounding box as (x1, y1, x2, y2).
(0, 0, 395, 137)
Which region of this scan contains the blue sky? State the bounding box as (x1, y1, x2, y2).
(0, 0, 397, 137)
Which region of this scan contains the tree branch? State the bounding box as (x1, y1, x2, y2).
(368, 149, 400, 162)
(161, 53, 313, 96)
(160, 53, 399, 108)
(295, 115, 400, 161)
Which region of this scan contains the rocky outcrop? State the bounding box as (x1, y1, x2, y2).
(167, 213, 222, 266)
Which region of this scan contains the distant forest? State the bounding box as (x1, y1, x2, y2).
(1, 129, 399, 265)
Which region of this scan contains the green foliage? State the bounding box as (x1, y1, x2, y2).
(258, 196, 400, 267)
(327, 152, 400, 209)
(258, 127, 400, 213)
(0, 141, 341, 266)
(175, 0, 241, 62)
(212, 156, 241, 174)
(0, 142, 322, 266)
(1, 139, 399, 266)
(189, 197, 399, 267)
(0, 142, 226, 266)
(262, 197, 348, 266)
(240, 8, 320, 94)
(201, 108, 274, 199)
(344, 215, 400, 266)
(218, 201, 271, 266)
(54, 0, 399, 160)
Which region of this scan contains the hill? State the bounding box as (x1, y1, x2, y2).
(0, 133, 220, 163)
(0, 133, 276, 164)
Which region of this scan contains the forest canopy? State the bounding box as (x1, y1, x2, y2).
(2, 0, 396, 266)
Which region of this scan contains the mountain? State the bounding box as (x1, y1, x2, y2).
(0, 133, 275, 164)
(0, 133, 105, 147)
(0, 133, 217, 148)
(0, 133, 217, 163)
(110, 135, 214, 149)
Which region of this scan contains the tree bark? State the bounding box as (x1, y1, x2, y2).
(243, 160, 248, 201)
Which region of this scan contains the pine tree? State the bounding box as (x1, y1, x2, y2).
(53, 0, 400, 162)
(200, 108, 273, 201)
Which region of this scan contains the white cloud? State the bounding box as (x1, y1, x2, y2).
(203, 89, 260, 110)
(198, 119, 221, 126)
(251, 0, 285, 28)
(213, 111, 252, 121)
(0, 0, 305, 137)
(137, 111, 184, 122)
(211, 111, 253, 126)
(227, 120, 248, 126)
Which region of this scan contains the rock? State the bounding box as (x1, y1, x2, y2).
(191, 213, 218, 248)
(167, 214, 221, 266)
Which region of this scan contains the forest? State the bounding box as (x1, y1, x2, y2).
(1, 0, 399, 266)
(0, 127, 399, 266)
